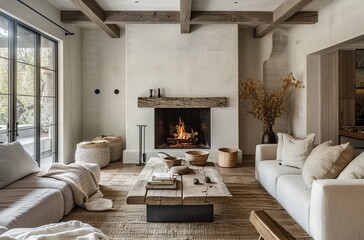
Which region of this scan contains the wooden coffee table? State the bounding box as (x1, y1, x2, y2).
(126, 157, 232, 222)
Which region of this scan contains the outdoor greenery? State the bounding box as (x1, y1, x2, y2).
(0, 31, 55, 128)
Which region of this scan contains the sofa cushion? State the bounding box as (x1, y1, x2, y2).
(276, 133, 315, 162)
(276, 133, 284, 160)
(276, 175, 311, 233)
(338, 151, 364, 179)
(0, 188, 64, 228)
(257, 160, 301, 198)
(5, 173, 74, 215)
(0, 141, 40, 189)
(302, 142, 355, 187)
(280, 133, 315, 169)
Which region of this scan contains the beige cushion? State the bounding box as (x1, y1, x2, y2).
(338, 151, 364, 179)
(0, 141, 40, 189)
(281, 133, 315, 169)
(0, 188, 64, 228)
(302, 141, 355, 187)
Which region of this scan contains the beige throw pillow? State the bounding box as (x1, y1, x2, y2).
(302, 142, 355, 187)
(338, 151, 364, 179)
(281, 133, 315, 168)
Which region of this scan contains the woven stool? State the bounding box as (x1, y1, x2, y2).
(75, 140, 110, 168)
(93, 135, 123, 162)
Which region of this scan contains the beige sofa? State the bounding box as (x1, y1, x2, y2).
(256, 144, 364, 240)
(0, 163, 100, 229)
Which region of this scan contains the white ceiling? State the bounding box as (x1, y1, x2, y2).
(46, 0, 334, 12)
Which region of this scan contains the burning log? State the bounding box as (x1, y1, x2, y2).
(175, 117, 198, 139)
(166, 137, 199, 145)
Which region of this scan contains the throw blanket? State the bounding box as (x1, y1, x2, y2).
(0, 220, 108, 240)
(40, 163, 113, 211)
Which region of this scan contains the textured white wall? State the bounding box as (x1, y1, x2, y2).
(238, 28, 277, 154)
(0, 0, 82, 163)
(263, 31, 289, 135)
(124, 24, 239, 163)
(80, 28, 126, 151)
(287, 0, 364, 137)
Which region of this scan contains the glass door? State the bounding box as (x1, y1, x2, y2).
(0, 15, 10, 144)
(0, 12, 58, 169)
(40, 36, 57, 167)
(16, 25, 36, 158)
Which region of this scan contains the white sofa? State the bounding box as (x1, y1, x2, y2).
(256, 144, 364, 240)
(0, 163, 100, 229)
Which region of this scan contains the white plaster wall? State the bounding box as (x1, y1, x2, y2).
(81, 28, 126, 153)
(287, 0, 364, 138)
(125, 24, 238, 163)
(61, 28, 82, 164)
(238, 28, 276, 154)
(0, 0, 83, 163)
(263, 31, 289, 135)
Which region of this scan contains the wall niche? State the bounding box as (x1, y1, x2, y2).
(263, 30, 289, 134)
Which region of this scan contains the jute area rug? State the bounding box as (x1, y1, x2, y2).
(63, 165, 312, 240)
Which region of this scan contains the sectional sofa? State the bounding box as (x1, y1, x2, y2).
(0, 141, 100, 229)
(256, 143, 364, 240)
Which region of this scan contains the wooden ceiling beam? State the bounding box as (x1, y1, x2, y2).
(191, 11, 272, 24)
(61, 10, 317, 25)
(70, 0, 120, 38)
(283, 11, 318, 24)
(254, 0, 313, 38)
(180, 0, 192, 34)
(61, 11, 180, 23)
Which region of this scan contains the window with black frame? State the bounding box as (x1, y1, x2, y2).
(0, 12, 58, 169)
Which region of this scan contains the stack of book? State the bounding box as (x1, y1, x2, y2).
(145, 173, 177, 190)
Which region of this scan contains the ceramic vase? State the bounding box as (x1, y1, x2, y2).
(262, 125, 277, 144)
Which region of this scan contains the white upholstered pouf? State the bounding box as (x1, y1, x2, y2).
(75, 141, 110, 168)
(93, 136, 122, 162)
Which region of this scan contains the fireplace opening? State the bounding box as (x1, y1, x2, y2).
(155, 108, 211, 149)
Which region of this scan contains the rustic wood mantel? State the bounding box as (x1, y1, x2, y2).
(138, 97, 227, 108)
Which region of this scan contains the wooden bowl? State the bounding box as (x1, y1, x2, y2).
(185, 150, 209, 166)
(163, 156, 182, 169)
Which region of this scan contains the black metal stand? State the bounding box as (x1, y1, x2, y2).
(137, 125, 147, 166)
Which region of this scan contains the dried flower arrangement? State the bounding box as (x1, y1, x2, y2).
(239, 72, 304, 127)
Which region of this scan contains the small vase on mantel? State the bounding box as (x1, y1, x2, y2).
(262, 125, 277, 144)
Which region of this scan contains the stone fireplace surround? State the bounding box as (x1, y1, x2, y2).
(143, 97, 226, 150)
(123, 96, 242, 163)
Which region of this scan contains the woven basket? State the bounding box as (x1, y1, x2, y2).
(185, 150, 209, 166)
(218, 148, 238, 168)
(93, 135, 123, 162)
(75, 140, 110, 168)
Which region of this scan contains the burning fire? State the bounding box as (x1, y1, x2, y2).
(174, 117, 198, 139)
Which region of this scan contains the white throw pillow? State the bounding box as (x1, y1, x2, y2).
(302, 142, 355, 187)
(281, 133, 315, 168)
(338, 151, 364, 179)
(0, 141, 40, 189)
(276, 133, 284, 160)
